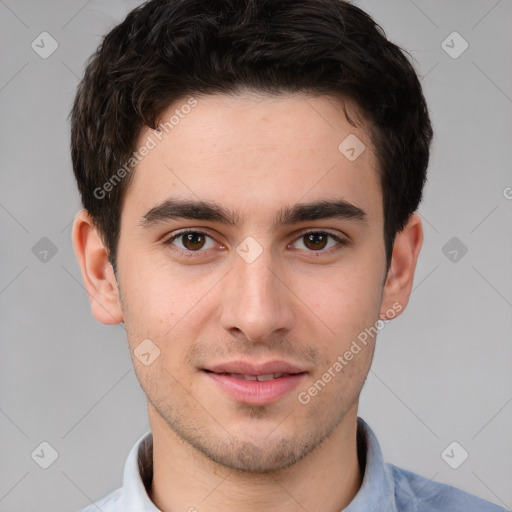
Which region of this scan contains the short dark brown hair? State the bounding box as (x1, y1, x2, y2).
(71, 0, 433, 267)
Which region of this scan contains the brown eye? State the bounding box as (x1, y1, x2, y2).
(291, 231, 345, 252)
(182, 232, 206, 250)
(303, 232, 329, 250)
(165, 230, 217, 252)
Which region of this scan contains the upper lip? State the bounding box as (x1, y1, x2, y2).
(204, 360, 307, 375)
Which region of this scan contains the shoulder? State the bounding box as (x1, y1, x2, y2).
(388, 464, 507, 512)
(77, 487, 122, 512)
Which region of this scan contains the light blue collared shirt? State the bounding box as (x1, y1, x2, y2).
(78, 418, 507, 512)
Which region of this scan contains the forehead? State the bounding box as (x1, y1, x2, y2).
(122, 92, 382, 227)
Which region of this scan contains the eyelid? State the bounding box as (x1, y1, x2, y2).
(165, 227, 216, 241)
(164, 228, 220, 247)
(294, 228, 347, 240)
(288, 229, 348, 251)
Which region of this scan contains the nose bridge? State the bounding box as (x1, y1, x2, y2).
(218, 244, 294, 342)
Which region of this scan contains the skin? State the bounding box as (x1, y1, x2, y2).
(72, 91, 423, 512)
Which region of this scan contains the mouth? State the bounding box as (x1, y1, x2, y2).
(202, 361, 308, 405)
(204, 371, 297, 382)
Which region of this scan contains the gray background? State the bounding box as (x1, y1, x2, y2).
(1, 0, 511, 511)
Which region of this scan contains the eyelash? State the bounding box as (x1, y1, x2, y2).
(162, 228, 347, 258)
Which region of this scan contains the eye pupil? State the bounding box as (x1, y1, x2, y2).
(304, 233, 328, 250)
(183, 232, 205, 250)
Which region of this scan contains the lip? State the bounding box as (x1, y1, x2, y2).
(203, 360, 308, 406)
(205, 360, 306, 375)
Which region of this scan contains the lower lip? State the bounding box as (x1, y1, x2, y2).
(204, 371, 307, 405)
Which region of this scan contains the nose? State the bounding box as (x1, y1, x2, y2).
(218, 247, 295, 343)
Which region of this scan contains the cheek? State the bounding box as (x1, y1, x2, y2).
(296, 264, 383, 333)
(119, 255, 207, 332)
(118, 261, 222, 381)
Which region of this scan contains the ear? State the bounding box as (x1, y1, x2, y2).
(379, 213, 423, 319)
(71, 210, 123, 325)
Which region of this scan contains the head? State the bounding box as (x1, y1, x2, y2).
(71, 0, 432, 472)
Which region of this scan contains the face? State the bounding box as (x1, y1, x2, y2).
(110, 92, 396, 472)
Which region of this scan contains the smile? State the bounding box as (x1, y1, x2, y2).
(215, 372, 292, 381)
(203, 364, 308, 406)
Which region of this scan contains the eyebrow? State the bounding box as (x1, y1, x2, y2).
(139, 197, 367, 229)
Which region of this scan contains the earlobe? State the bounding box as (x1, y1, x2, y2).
(380, 213, 423, 319)
(71, 210, 123, 325)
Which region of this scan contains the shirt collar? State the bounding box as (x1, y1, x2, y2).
(344, 417, 397, 512)
(121, 417, 397, 512)
(121, 429, 159, 512)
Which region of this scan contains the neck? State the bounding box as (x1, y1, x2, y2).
(147, 403, 363, 512)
